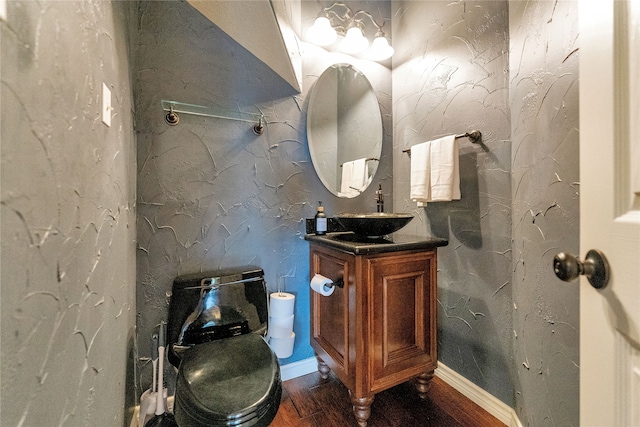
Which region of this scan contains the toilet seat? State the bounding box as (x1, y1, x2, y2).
(174, 333, 281, 427)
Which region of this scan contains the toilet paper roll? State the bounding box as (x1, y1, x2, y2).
(269, 292, 295, 318)
(269, 314, 294, 338)
(310, 274, 335, 296)
(269, 332, 295, 359)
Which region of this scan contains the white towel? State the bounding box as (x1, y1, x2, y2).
(410, 135, 460, 205)
(340, 158, 369, 197)
(429, 135, 460, 201)
(410, 141, 431, 203)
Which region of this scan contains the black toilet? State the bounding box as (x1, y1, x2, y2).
(167, 267, 281, 427)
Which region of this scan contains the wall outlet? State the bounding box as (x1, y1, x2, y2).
(102, 82, 111, 127)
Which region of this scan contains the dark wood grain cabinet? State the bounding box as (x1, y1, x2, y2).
(309, 240, 440, 427)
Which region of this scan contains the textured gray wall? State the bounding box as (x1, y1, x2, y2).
(134, 0, 392, 393)
(392, 0, 514, 406)
(509, 1, 580, 425)
(1, 1, 138, 425)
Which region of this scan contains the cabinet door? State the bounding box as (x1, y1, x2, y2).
(310, 246, 352, 380)
(367, 251, 437, 393)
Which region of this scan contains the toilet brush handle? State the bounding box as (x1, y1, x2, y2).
(151, 334, 158, 392)
(155, 322, 166, 416)
(155, 346, 165, 415)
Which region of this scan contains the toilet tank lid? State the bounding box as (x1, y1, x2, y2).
(174, 266, 264, 287)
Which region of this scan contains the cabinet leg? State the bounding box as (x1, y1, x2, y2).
(316, 356, 331, 380)
(415, 371, 435, 399)
(350, 392, 374, 427)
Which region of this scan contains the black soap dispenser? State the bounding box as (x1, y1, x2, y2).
(375, 183, 384, 213)
(315, 201, 327, 235)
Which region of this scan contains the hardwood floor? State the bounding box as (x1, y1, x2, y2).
(271, 371, 506, 427)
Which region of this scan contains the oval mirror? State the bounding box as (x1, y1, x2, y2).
(307, 64, 383, 198)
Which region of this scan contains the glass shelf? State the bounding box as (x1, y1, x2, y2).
(161, 100, 264, 124)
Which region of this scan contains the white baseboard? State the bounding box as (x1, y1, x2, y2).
(280, 356, 318, 381)
(435, 362, 523, 427)
(281, 357, 523, 427)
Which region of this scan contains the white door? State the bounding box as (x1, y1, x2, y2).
(579, 0, 640, 425)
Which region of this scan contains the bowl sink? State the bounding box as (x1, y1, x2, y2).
(335, 213, 413, 237)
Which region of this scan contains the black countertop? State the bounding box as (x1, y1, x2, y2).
(305, 232, 448, 255)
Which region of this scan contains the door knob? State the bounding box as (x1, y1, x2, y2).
(553, 249, 610, 289)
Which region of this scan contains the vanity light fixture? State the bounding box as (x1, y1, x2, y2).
(306, 16, 337, 46)
(340, 22, 369, 54)
(306, 2, 394, 61)
(368, 30, 395, 61)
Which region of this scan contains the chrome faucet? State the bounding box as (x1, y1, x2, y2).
(375, 184, 384, 212)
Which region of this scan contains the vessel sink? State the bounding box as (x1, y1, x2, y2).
(335, 213, 413, 237)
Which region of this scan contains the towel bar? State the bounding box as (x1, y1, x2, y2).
(402, 130, 481, 155)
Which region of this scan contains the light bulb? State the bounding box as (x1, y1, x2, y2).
(368, 34, 394, 61)
(307, 17, 337, 46)
(339, 26, 369, 54)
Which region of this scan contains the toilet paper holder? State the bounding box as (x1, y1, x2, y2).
(316, 276, 344, 290)
(311, 274, 345, 296)
(330, 278, 344, 289)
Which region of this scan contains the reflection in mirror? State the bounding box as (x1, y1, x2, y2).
(307, 64, 383, 198)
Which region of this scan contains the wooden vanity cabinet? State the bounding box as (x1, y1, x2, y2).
(309, 242, 438, 427)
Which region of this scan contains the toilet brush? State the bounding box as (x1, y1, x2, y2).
(145, 322, 177, 427)
(139, 334, 158, 427)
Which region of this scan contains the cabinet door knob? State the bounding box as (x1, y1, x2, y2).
(553, 249, 610, 289)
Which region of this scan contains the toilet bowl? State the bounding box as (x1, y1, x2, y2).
(167, 267, 282, 427)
